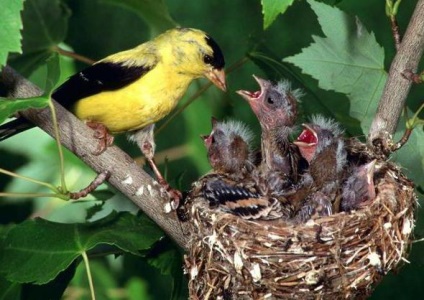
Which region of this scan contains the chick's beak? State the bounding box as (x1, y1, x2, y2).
(236, 74, 268, 104)
(201, 134, 213, 148)
(205, 68, 227, 92)
(366, 160, 377, 184)
(252, 75, 269, 91)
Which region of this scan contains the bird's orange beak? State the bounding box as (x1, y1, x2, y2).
(205, 68, 227, 91)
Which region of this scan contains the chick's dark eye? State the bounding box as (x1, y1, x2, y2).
(267, 96, 274, 105)
(203, 54, 213, 64)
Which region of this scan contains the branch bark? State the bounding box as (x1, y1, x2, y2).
(1, 66, 189, 250)
(368, 0, 424, 142)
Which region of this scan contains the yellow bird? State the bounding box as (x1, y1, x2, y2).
(0, 27, 226, 200)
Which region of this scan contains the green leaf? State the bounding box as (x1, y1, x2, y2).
(0, 96, 50, 124)
(44, 53, 61, 95)
(147, 239, 184, 300)
(100, 0, 177, 37)
(8, 0, 70, 76)
(0, 276, 21, 300)
(85, 202, 106, 221)
(0, 0, 24, 67)
(261, 0, 295, 29)
(89, 190, 115, 201)
(284, 0, 386, 134)
(0, 53, 61, 124)
(126, 278, 150, 300)
(21, 262, 77, 300)
(0, 212, 164, 284)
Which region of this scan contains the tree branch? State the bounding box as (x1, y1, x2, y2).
(368, 0, 424, 142)
(1, 66, 189, 250)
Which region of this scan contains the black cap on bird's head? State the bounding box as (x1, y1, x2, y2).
(204, 35, 225, 70)
(236, 75, 301, 129)
(202, 34, 226, 92)
(163, 28, 227, 92)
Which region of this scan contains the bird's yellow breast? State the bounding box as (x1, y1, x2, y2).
(73, 63, 193, 134)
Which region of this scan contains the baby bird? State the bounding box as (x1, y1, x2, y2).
(202, 118, 255, 178)
(0, 28, 226, 203)
(341, 160, 377, 212)
(293, 116, 347, 221)
(197, 118, 286, 220)
(237, 76, 303, 188)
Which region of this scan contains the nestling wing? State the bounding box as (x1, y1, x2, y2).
(53, 59, 157, 109)
(203, 179, 260, 207)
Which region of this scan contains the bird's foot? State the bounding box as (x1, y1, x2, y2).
(145, 156, 182, 211)
(86, 121, 114, 155)
(156, 177, 182, 211)
(166, 187, 183, 211)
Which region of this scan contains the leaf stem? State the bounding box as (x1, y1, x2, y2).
(408, 102, 424, 128)
(81, 251, 96, 300)
(0, 168, 58, 191)
(391, 103, 424, 151)
(0, 192, 67, 199)
(53, 46, 95, 65)
(49, 101, 68, 193)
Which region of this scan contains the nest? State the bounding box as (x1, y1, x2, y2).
(184, 140, 417, 299)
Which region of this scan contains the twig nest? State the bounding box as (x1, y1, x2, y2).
(184, 141, 417, 299)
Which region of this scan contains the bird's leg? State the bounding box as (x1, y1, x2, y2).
(130, 125, 182, 209)
(86, 121, 114, 155)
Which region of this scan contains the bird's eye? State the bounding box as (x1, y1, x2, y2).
(267, 97, 274, 105)
(203, 54, 213, 64)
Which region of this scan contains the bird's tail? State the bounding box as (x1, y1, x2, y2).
(0, 118, 34, 141)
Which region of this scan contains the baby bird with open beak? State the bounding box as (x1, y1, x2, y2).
(292, 115, 347, 221)
(237, 76, 303, 191)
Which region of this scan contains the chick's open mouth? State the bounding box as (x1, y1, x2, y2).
(236, 89, 262, 100)
(295, 125, 317, 146)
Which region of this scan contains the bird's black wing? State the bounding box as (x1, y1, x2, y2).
(52, 62, 153, 109)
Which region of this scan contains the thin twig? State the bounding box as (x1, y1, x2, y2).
(53, 46, 95, 65)
(391, 102, 424, 151)
(390, 128, 412, 151)
(70, 171, 111, 200)
(390, 16, 401, 51)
